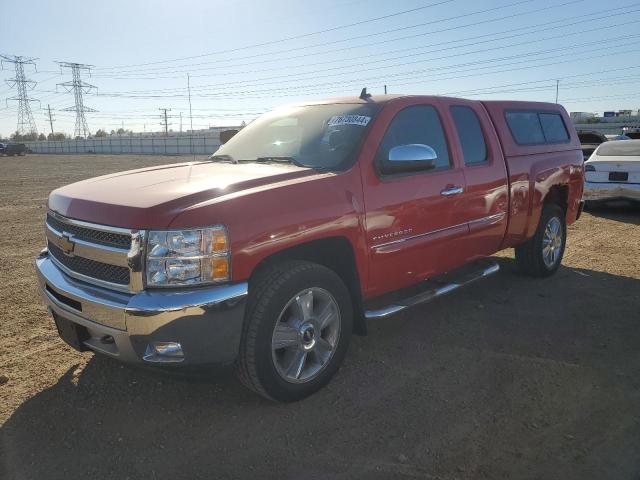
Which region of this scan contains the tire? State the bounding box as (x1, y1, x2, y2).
(515, 204, 566, 277)
(235, 260, 353, 402)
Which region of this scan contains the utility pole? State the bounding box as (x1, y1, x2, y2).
(555, 79, 559, 104)
(384, 84, 387, 94)
(187, 73, 194, 155)
(46, 104, 55, 135)
(56, 62, 97, 138)
(179, 112, 183, 133)
(159, 108, 171, 136)
(1, 54, 39, 135)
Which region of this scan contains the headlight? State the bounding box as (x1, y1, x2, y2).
(585, 164, 596, 172)
(146, 226, 230, 287)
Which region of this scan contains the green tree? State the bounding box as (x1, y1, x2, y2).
(94, 129, 108, 137)
(10, 131, 39, 141)
(47, 132, 67, 140)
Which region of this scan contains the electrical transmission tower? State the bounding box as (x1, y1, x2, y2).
(159, 108, 171, 136)
(1, 54, 39, 135)
(56, 62, 97, 138)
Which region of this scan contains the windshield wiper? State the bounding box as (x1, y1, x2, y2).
(207, 154, 237, 164)
(254, 156, 308, 168)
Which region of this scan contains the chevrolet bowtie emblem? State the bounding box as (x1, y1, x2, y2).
(59, 232, 76, 256)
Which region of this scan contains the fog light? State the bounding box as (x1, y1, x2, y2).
(143, 342, 184, 363)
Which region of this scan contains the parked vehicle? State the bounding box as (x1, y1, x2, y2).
(583, 139, 640, 205)
(3, 143, 28, 156)
(0, 143, 6, 155)
(36, 94, 584, 401)
(577, 130, 607, 162)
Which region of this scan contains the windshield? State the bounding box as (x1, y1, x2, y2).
(213, 103, 378, 170)
(596, 140, 640, 156)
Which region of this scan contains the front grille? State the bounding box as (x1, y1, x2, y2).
(46, 213, 131, 249)
(48, 242, 130, 286)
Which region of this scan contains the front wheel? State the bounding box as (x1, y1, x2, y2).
(515, 204, 566, 277)
(235, 261, 353, 401)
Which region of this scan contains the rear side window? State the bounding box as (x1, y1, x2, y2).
(505, 112, 545, 145)
(506, 110, 570, 145)
(376, 105, 451, 171)
(451, 106, 487, 165)
(539, 113, 569, 142)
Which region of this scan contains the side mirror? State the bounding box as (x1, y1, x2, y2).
(382, 144, 438, 174)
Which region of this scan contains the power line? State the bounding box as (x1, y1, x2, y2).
(95, 2, 640, 86)
(18, 70, 637, 119)
(83, 9, 640, 98)
(89, 33, 640, 100)
(560, 91, 640, 103)
(119, 15, 640, 94)
(32, 41, 640, 107)
(15, 70, 639, 129)
(56, 62, 97, 138)
(94, 0, 455, 71)
(92, 0, 545, 76)
(1, 54, 39, 134)
(439, 70, 640, 96)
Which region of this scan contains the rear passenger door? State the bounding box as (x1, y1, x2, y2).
(442, 99, 509, 264)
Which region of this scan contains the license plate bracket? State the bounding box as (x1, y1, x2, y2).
(53, 314, 89, 352)
(609, 171, 628, 182)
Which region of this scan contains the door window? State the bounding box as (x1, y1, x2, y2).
(376, 105, 451, 173)
(451, 106, 488, 165)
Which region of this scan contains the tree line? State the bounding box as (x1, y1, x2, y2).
(1, 128, 134, 142)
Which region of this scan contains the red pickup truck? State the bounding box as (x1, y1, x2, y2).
(37, 93, 584, 401)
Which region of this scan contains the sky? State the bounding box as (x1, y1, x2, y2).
(1, 0, 639, 137)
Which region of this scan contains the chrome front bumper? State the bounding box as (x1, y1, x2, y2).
(36, 249, 248, 365)
(583, 182, 640, 202)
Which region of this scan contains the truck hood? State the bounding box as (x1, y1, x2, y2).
(48, 161, 316, 229)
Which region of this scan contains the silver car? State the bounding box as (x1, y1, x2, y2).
(583, 139, 640, 205)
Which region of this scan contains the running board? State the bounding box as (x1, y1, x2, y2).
(364, 259, 500, 319)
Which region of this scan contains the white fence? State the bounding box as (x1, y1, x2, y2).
(25, 135, 220, 156)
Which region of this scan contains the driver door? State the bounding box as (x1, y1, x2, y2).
(361, 98, 468, 297)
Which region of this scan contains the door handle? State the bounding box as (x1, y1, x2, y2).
(440, 186, 463, 197)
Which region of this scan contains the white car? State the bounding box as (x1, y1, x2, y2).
(583, 139, 640, 205)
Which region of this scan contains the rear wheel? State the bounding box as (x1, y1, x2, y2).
(235, 260, 353, 401)
(515, 204, 566, 277)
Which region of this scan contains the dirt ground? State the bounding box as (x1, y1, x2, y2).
(1, 154, 639, 479)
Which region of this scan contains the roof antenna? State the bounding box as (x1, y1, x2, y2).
(359, 87, 372, 100)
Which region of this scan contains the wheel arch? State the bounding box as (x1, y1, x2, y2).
(544, 183, 569, 212)
(247, 236, 367, 335)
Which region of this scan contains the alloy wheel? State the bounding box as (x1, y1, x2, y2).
(271, 287, 341, 383)
(542, 216, 563, 268)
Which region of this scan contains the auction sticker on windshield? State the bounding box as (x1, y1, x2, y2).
(327, 115, 371, 127)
